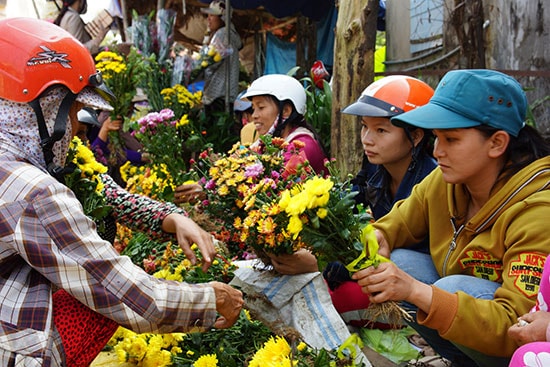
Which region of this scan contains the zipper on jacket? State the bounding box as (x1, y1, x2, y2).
(443, 218, 464, 277)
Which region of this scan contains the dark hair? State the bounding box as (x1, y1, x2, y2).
(475, 124, 550, 181)
(267, 95, 328, 158)
(54, 0, 79, 25)
(402, 126, 434, 171)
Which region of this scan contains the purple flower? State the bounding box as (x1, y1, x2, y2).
(205, 179, 216, 190)
(158, 108, 175, 121)
(245, 163, 264, 178)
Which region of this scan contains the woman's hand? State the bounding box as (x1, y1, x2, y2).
(174, 183, 205, 205)
(352, 261, 433, 312)
(269, 249, 319, 275)
(162, 213, 216, 271)
(98, 117, 122, 142)
(211, 281, 244, 329)
(375, 229, 391, 259)
(508, 311, 550, 346)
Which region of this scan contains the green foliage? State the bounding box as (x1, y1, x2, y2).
(171, 311, 273, 367)
(121, 232, 167, 268)
(141, 54, 174, 113)
(525, 94, 550, 128)
(195, 109, 240, 154)
(287, 66, 332, 153)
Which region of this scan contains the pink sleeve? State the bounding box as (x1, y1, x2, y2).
(283, 134, 326, 175)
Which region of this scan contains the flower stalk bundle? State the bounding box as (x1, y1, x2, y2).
(64, 137, 112, 235)
(131, 108, 196, 198)
(95, 48, 147, 165)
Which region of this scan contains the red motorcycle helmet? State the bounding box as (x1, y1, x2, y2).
(0, 17, 107, 103)
(0, 17, 112, 179)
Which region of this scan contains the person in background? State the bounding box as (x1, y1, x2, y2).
(87, 108, 148, 186)
(200, 0, 242, 113)
(174, 74, 327, 206)
(241, 73, 327, 175)
(0, 18, 243, 367)
(353, 69, 550, 366)
(54, 0, 109, 55)
(234, 89, 257, 145)
(507, 253, 550, 367)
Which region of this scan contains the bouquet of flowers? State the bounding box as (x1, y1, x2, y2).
(95, 48, 146, 122)
(64, 137, 112, 236)
(192, 44, 224, 69)
(275, 169, 374, 270)
(156, 8, 177, 65)
(160, 84, 202, 119)
(189, 42, 232, 83)
(130, 10, 154, 56)
(131, 108, 196, 197)
(95, 48, 148, 165)
(190, 136, 315, 260)
(255, 162, 410, 325)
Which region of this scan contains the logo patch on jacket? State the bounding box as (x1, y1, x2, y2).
(459, 250, 503, 282)
(509, 253, 545, 297)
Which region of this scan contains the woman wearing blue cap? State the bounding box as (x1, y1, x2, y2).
(353, 69, 550, 366)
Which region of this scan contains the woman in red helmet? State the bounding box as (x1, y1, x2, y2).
(0, 18, 243, 367)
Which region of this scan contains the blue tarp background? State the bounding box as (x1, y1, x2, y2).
(199, 0, 385, 76)
(264, 6, 337, 75)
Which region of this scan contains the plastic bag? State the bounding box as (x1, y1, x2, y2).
(360, 327, 420, 364)
(156, 9, 176, 64)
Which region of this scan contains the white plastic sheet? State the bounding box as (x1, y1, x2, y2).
(231, 261, 371, 366)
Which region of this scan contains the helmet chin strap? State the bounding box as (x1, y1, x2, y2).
(29, 91, 77, 183)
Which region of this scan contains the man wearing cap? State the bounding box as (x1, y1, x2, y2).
(353, 69, 550, 366)
(200, 0, 242, 112)
(0, 17, 243, 367)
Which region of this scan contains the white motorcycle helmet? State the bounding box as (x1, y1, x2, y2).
(242, 74, 307, 115)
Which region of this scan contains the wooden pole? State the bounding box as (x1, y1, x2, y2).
(119, 0, 129, 41)
(225, 0, 231, 114)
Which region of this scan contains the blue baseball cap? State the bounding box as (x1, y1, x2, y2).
(391, 69, 527, 137)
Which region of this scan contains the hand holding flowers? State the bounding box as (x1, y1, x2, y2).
(192, 43, 231, 70)
(95, 48, 147, 164)
(131, 108, 195, 195)
(189, 136, 314, 259)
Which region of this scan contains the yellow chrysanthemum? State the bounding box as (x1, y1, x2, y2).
(249, 336, 293, 367)
(177, 114, 190, 128)
(316, 208, 328, 219)
(303, 176, 334, 209)
(127, 336, 148, 361)
(287, 215, 303, 236)
(284, 191, 308, 216)
(194, 353, 219, 367)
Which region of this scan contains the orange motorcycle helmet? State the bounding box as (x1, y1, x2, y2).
(342, 75, 434, 118)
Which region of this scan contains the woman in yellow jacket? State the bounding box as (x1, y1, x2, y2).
(353, 69, 550, 367)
